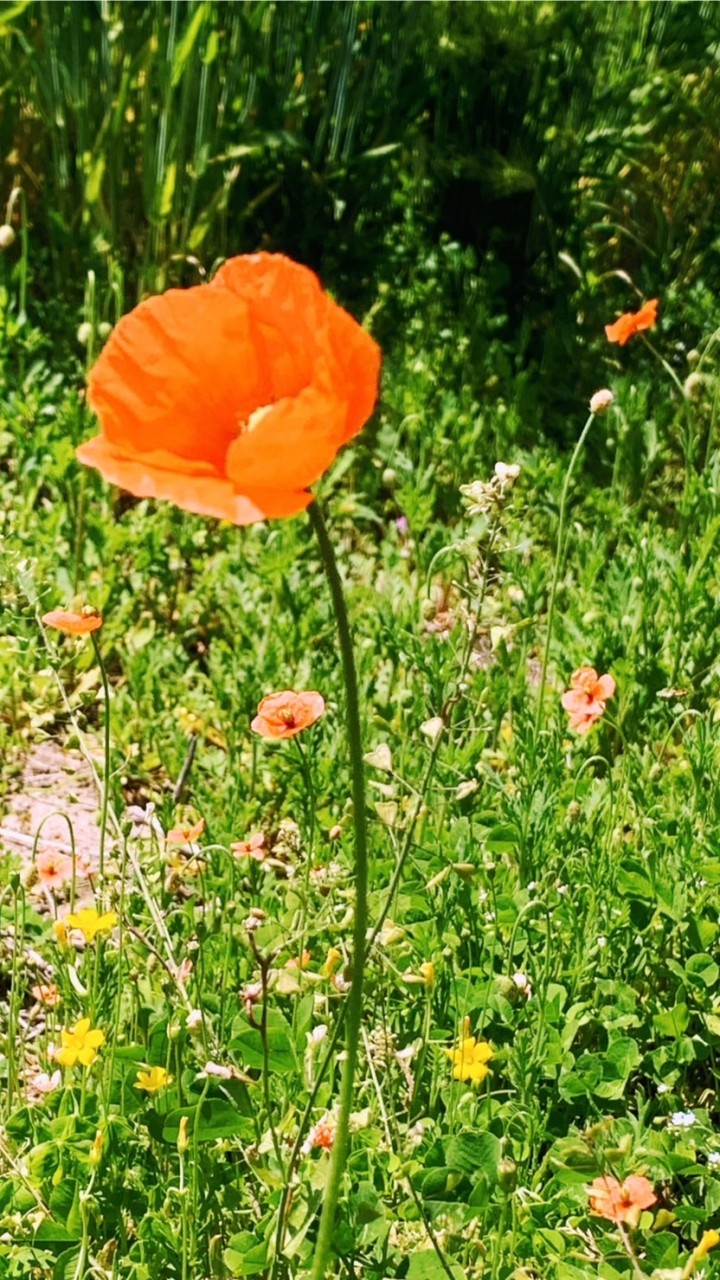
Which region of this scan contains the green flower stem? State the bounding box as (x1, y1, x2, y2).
(91, 632, 111, 891)
(534, 412, 596, 740)
(308, 500, 369, 1280)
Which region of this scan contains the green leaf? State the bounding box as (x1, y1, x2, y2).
(617, 862, 654, 900)
(445, 1131, 500, 1181)
(162, 1099, 254, 1145)
(53, 1248, 82, 1280)
(229, 1009, 297, 1074)
(654, 1003, 689, 1038)
(171, 1, 210, 87)
(407, 1252, 464, 1280)
(686, 953, 719, 988)
(224, 1231, 268, 1277)
(159, 162, 177, 218)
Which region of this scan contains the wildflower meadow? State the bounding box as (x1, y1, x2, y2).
(1, 3, 720, 1279)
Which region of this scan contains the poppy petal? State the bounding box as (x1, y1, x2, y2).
(77, 435, 311, 523)
(225, 388, 346, 490)
(214, 253, 381, 443)
(87, 286, 269, 468)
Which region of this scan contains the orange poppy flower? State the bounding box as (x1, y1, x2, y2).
(42, 609, 103, 635)
(251, 690, 325, 740)
(561, 667, 615, 734)
(77, 254, 381, 524)
(605, 299, 659, 346)
(588, 1174, 657, 1225)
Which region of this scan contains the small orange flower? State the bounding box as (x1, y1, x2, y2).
(588, 1174, 657, 1225)
(32, 982, 61, 1008)
(605, 299, 659, 346)
(166, 818, 205, 847)
(562, 667, 615, 734)
(42, 608, 103, 635)
(36, 850, 73, 890)
(251, 690, 325, 740)
(77, 254, 381, 525)
(302, 1114, 336, 1154)
(231, 832, 266, 861)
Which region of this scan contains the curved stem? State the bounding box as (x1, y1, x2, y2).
(307, 500, 368, 1280)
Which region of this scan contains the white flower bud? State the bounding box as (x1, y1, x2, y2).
(589, 388, 614, 414)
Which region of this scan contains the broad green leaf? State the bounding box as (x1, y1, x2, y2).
(445, 1131, 500, 1181)
(654, 1003, 689, 1038)
(229, 1008, 297, 1074)
(407, 1251, 464, 1280)
(162, 1099, 254, 1145)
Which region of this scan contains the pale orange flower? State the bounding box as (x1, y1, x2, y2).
(302, 1114, 336, 1154)
(588, 1174, 657, 1225)
(231, 832, 266, 861)
(166, 818, 205, 847)
(562, 667, 615, 734)
(36, 850, 73, 890)
(42, 609, 103, 635)
(251, 690, 325, 740)
(32, 982, 61, 1008)
(605, 299, 659, 346)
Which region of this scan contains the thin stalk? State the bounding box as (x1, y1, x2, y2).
(91, 632, 111, 891)
(534, 412, 596, 741)
(307, 501, 368, 1280)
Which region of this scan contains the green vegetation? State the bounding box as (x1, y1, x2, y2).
(1, 3, 720, 1279)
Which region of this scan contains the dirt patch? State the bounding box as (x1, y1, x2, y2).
(0, 739, 102, 873)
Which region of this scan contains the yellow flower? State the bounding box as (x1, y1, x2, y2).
(444, 1031, 493, 1084)
(56, 1018, 105, 1068)
(695, 1230, 720, 1261)
(65, 908, 118, 943)
(53, 920, 68, 945)
(321, 947, 343, 978)
(177, 1114, 190, 1154)
(135, 1066, 173, 1093)
(419, 962, 435, 988)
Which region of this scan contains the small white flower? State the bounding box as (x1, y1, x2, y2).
(307, 1024, 328, 1049)
(708, 1152, 720, 1167)
(512, 972, 532, 999)
(29, 1070, 62, 1097)
(420, 717, 444, 744)
(455, 779, 479, 800)
(408, 1119, 426, 1147)
(670, 1110, 697, 1128)
(597, 936, 607, 949)
(589, 388, 614, 415)
(185, 1009, 203, 1033)
(494, 461, 521, 484)
(201, 1061, 233, 1079)
(657, 1083, 670, 1095)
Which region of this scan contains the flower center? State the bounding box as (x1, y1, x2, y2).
(240, 403, 275, 436)
(278, 708, 297, 726)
